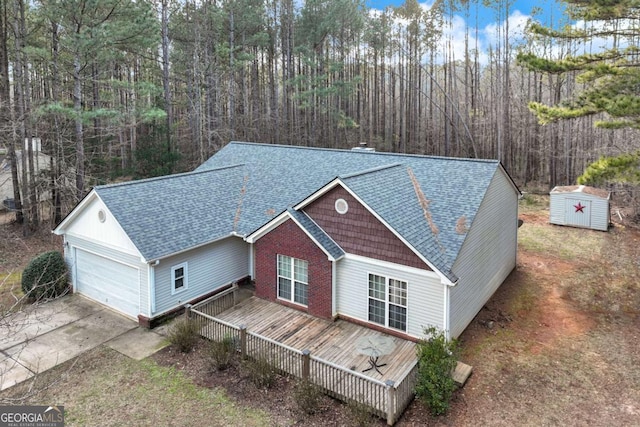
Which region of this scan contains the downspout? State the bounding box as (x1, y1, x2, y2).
(443, 282, 450, 340)
(331, 260, 337, 318)
(248, 242, 254, 279)
(149, 260, 160, 315)
(71, 245, 77, 293)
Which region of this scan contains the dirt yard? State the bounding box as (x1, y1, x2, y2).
(153, 195, 640, 426)
(426, 196, 640, 426)
(1, 196, 639, 426)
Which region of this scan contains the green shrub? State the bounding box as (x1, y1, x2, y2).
(521, 193, 536, 206)
(293, 379, 323, 415)
(21, 251, 68, 301)
(415, 326, 459, 416)
(208, 336, 236, 371)
(167, 318, 200, 353)
(243, 357, 277, 389)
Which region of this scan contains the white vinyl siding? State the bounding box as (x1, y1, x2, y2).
(65, 234, 149, 317)
(449, 169, 519, 338)
(336, 254, 444, 339)
(277, 255, 308, 306)
(550, 189, 610, 231)
(564, 198, 590, 228)
(63, 195, 138, 255)
(153, 236, 249, 315)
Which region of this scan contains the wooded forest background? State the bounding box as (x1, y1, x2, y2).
(1, 0, 638, 231)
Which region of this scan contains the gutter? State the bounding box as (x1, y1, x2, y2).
(145, 232, 243, 263)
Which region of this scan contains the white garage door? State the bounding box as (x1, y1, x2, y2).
(75, 249, 140, 318)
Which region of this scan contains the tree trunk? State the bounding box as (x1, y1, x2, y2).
(0, 0, 22, 224)
(11, 0, 30, 234)
(73, 52, 85, 201)
(50, 20, 63, 224)
(161, 0, 173, 164)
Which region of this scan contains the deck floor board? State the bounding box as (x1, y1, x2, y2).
(214, 297, 417, 383)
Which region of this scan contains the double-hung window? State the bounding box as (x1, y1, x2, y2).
(277, 255, 308, 306)
(171, 263, 188, 295)
(368, 274, 407, 332)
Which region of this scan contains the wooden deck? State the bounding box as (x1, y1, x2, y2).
(215, 296, 417, 384)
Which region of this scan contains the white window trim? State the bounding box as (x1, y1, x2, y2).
(277, 254, 309, 307)
(367, 272, 408, 332)
(171, 262, 188, 295)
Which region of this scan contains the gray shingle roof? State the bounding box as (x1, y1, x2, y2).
(339, 162, 493, 281)
(197, 142, 509, 281)
(96, 141, 513, 280)
(95, 165, 247, 260)
(287, 208, 345, 260)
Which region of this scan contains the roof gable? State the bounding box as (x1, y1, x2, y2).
(228, 142, 514, 282)
(340, 162, 497, 282)
(94, 165, 247, 261)
(287, 209, 345, 260)
(302, 182, 431, 271)
(54, 191, 139, 256)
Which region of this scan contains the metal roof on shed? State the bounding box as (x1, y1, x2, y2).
(550, 185, 610, 199)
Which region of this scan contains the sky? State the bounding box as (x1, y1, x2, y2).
(365, 0, 566, 29)
(363, 0, 567, 64)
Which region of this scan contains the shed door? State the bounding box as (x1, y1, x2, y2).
(565, 198, 591, 228)
(75, 249, 140, 318)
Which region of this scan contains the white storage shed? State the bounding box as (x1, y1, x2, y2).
(549, 185, 610, 231)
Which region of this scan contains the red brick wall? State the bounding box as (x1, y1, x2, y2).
(305, 186, 430, 270)
(254, 218, 333, 319)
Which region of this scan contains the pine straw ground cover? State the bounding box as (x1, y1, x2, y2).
(2, 197, 640, 425)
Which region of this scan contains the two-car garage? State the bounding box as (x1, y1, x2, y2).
(73, 249, 140, 319)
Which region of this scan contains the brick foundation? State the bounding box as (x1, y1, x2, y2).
(138, 276, 251, 328)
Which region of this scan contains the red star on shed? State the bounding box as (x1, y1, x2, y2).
(574, 202, 586, 213)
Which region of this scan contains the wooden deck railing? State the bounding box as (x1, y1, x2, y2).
(390, 360, 419, 420)
(309, 354, 388, 417)
(191, 284, 238, 317)
(246, 331, 305, 378)
(187, 298, 416, 425)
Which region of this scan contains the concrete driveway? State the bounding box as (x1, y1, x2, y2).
(0, 295, 168, 391)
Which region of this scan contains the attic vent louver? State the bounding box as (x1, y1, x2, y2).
(335, 198, 349, 214)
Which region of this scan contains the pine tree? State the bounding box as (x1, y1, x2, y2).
(518, 0, 640, 197)
(38, 0, 159, 199)
(518, 0, 640, 130)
